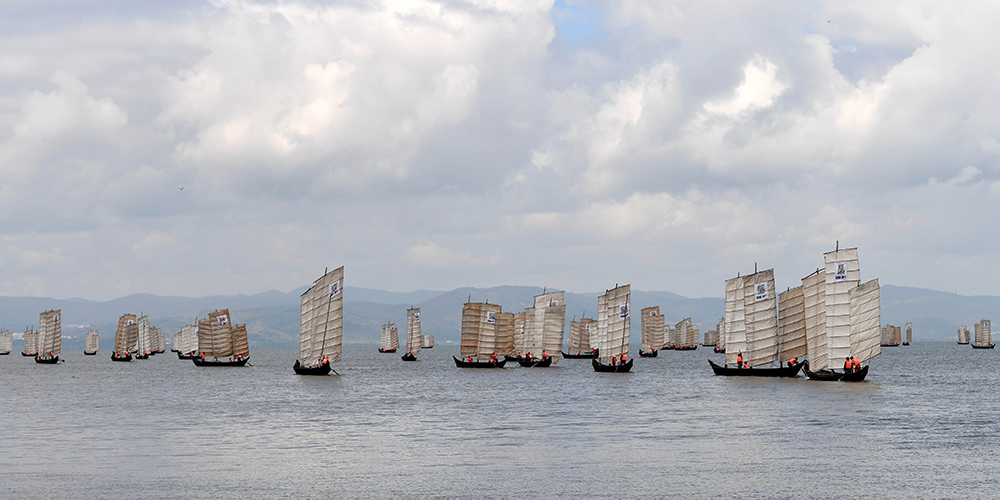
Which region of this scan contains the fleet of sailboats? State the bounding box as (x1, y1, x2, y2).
(639, 307, 663, 357)
(84, 330, 99, 355)
(379, 323, 399, 353)
(293, 267, 343, 375)
(402, 307, 421, 361)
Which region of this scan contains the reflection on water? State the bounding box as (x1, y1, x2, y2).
(0, 342, 996, 499)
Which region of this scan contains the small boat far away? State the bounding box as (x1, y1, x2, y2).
(971, 319, 995, 349)
(22, 327, 38, 357)
(563, 317, 597, 359)
(0, 330, 12, 355)
(593, 284, 633, 373)
(401, 307, 421, 361)
(192, 309, 250, 367)
(639, 306, 663, 357)
(421, 334, 434, 349)
(378, 322, 398, 353)
(174, 321, 198, 359)
(903, 322, 911, 345)
(454, 300, 505, 368)
(34, 309, 62, 364)
(84, 329, 99, 355)
(293, 266, 343, 375)
(957, 325, 970, 344)
(880, 324, 901, 347)
(111, 314, 135, 362)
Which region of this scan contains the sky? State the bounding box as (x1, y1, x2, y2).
(1, 0, 999, 301)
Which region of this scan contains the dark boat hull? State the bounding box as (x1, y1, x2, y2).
(593, 358, 633, 373)
(803, 361, 843, 381)
(638, 350, 657, 357)
(193, 356, 250, 367)
(0, 351, 10, 355)
(177, 351, 197, 360)
(675, 345, 698, 351)
(561, 350, 598, 359)
(517, 356, 552, 367)
(713, 346, 726, 353)
(958, 341, 970, 344)
(902, 342, 909, 346)
(453, 356, 506, 368)
(401, 353, 417, 361)
(293, 359, 331, 375)
(22, 351, 36, 357)
(378, 348, 397, 353)
(135, 353, 149, 359)
(111, 353, 132, 362)
(84, 351, 98, 355)
(34, 356, 59, 364)
(840, 365, 869, 382)
(708, 359, 803, 377)
(661, 345, 676, 350)
(971, 343, 996, 349)
(504, 354, 519, 362)
(881, 343, 900, 347)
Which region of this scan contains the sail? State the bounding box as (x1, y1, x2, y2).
(180, 323, 197, 353)
(802, 269, 828, 369)
(85, 330, 99, 353)
(674, 318, 691, 348)
(716, 317, 726, 348)
(904, 322, 912, 343)
(568, 320, 583, 352)
(23, 328, 37, 355)
(115, 314, 135, 354)
(197, 319, 213, 357)
(522, 307, 541, 356)
(421, 334, 434, 348)
(231, 324, 250, 357)
(535, 291, 566, 362)
(137, 315, 151, 354)
(495, 312, 514, 356)
(513, 312, 526, 354)
(580, 318, 594, 352)
(380, 323, 397, 351)
(825, 247, 860, 370)
(477, 303, 502, 360)
(724, 276, 747, 365)
(208, 310, 233, 358)
(406, 307, 422, 355)
(39, 309, 62, 357)
(299, 266, 344, 364)
(975, 319, 991, 345)
(0, 330, 12, 354)
(849, 279, 880, 363)
(684, 321, 699, 347)
(154, 327, 165, 352)
(778, 286, 807, 362)
(596, 293, 609, 357)
(599, 284, 630, 361)
(641, 306, 664, 352)
(460, 302, 482, 358)
(743, 270, 778, 367)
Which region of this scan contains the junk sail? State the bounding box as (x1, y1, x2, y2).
(640, 307, 662, 355)
(957, 325, 970, 344)
(802, 269, 828, 370)
(405, 307, 422, 358)
(22, 327, 38, 356)
(0, 330, 12, 355)
(454, 301, 505, 367)
(972, 319, 993, 348)
(593, 284, 631, 372)
(294, 266, 343, 374)
(849, 279, 881, 364)
(36, 310, 62, 362)
(903, 322, 912, 345)
(724, 276, 747, 365)
(824, 248, 860, 370)
(532, 291, 566, 362)
(85, 330, 99, 355)
(744, 270, 778, 367)
(379, 323, 399, 353)
(778, 286, 806, 363)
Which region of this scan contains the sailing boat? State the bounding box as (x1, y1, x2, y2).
(777, 286, 807, 366)
(518, 290, 565, 367)
(903, 322, 912, 345)
(454, 301, 506, 368)
(192, 309, 250, 366)
(675, 318, 699, 350)
(957, 325, 970, 344)
(563, 317, 597, 358)
(378, 323, 399, 353)
(175, 322, 199, 359)
(714, 317, 726, 353)
(35, 309, 62, 364)
(134, 315, 151, 359)
(22, 327, 38, 356)
(401, 307, 421, 361)
(881, 324, 901, 346)
(421, 334, 434, 348)
(708, 269, 802, 377)
(593, 284, 632, 372)
(153, 327, 166, 354)
(84, 330, 99, 355)
(0, 330, 12, 355)
(111, 314, 135, 361)
(971, 319, 994, 349)
(293, 267, 343, 375)
(639, 306, 663, 357)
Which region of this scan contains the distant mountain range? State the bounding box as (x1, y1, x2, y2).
(0, 284, 992, 349)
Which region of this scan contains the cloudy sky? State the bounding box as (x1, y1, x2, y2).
(1, 0, 998, 300)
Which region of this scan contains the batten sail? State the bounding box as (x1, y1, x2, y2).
(824, 248, 860, 369)
(300, 267, 344, 365)
(406, 307, 422, 356)
(744, 270, 778, 367)
(85, 330, 100, 354)
(724, 276, 747, 365)
(598, 285, 630, 361)
(38, 309, 62, 358)
(495, 312, 514, 356)
(849, 279, 881, 363)
(535, 291, 566, 362)
(802, 269, 828, 369)
(778, 286, 806, 362)
(641, 307, 663, 352)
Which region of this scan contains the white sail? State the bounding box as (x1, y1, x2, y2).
(85, 330, 99, 354)
(477, 303, 502, 360)
(154, 327, 165, 352)
(38, 309, 62, 358)
(406, 307, 422, 356)
(904, 322, 912, 343)
(849, 279, 881, 364)
(568, 320, 583, 352)
(137, 315, 151, 355)
(974, 319, 992, 346)
(180, 323, 198, 354)
(381, 323, 397, 351)
(724, 276, 747, 365)
(684, 321, 699, 348)
(0, 330, 12, 354)
(231, 324, 249, 358)
(641, 307, 664, 352)
(421, 334, 434, 348)
(197, 318, 213, 357)
(495, 311, 514, 356)
(716, 317, 726, 348)
(299, 266, 344, 365)
(596, 294, 608, 355)
(802, 269, 827, 369)
(535, 291, 566, 362)
(743, 270, 778, 367)
(958, 325, 969, 343)
(522, 307, 540, 356)
(513, 312, 526, 354)
(599, 284, 630, 361)
(825, 247, 860, 370)
(778, 286, 807, 362)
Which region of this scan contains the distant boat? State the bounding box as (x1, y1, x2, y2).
(401, 307, 421, 361)
(713, 317, 726, 352)
(639, 306, 663, 357)
(84, 330, 99, 355)
(593, 284, 632, 372)
(0, 330, 11, 355)
(972, 320, 995, 349)
(674, 318, 699, 351)
(22, 327, 38, 357)
(421, 334, 434, 348)
(293, 267, 343, 375)
(153, 327, 166, 354)
(516, 290, 565, 367)
(175, 322, 198, 359)
(34, 309, 62, 364)
(957, 325, 970, 344)
(111, 314, 135, 362)
(903, 322, 911, 345)
(378, 323, 398, 353)
(192, 309, 250, 367)
(563, 317, 597, 358)
(881, 324, 901, 347)
(135, 315, 152, 359)
(454, 300, 505, 368)
(495, 311, 515, 359)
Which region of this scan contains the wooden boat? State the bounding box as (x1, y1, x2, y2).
(84, 329, 99, 355)
(957, 325, 970, 344)
(22, 327, 39, 357)
(517, 290, 566, 366)
(293, 358, 331, 375)
(593, 357, 633, 372)
(902, 322, 912, 345)
(709, 359, 802, 377)
(504, 354, 519, 362)
(135, 352, 149, 359)
(972, 343, 996, 349)
(714, 270, 785, 377)
(421, 335, 434, 348)
(802, 361, 842, 381)
(840, 364, 870, 382)
(675, 317, 699, 352)
(192, 309, 251, 367)
(640, 306, 664, 359)
(972, 320, 993, 349)
(177, 351, 197, 359)
(592, 284, 631, 373)
(713, 346, 725, 353)
(111, 352, 132, 362)
(34, 310, 62, 364)
(379, 322, 399, 353)
(881, 324, 901, 347)
(453, 355, 506, 368)
(0, 330, 12, 355)
(561, 350, 598, 359)
(675, 345, 698, 351)
(293, 267, 343, 375)
(401, 307, 422, 361)
(517, 355, 552, 367)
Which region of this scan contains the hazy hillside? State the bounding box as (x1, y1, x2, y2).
(1, 283, 993, 350)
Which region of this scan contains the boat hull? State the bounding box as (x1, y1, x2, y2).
(592, 358, 633, 373)
(638, 350, 658, 357)
(293, 359, 331, 375)
(713, 346, 726, 353)
(111, 353, 132, 362)
(453, 356, 505, 368)
(971, 343, 996, 349)
(881, 343, 900, 347)
(561, 350, 598, 359)
(708, 359, 803, 377)
(22, 351, 36, 357)
(504, 354, 519, 362)
(0, 351, 10, 355)
(401, 353, 417, 361)
(193, 356, 250, 367)
(902, 342, 909, 346)
(517, 356, 552, 367)
(675, 345, 698, 351)
(378, 348, 397, 353)
(84, 351, 98, 355)
(34, 356, 59, 364)
(177, 351, 197, 360)
(803, 361, 843, 381)
(840, 365, 870, 382)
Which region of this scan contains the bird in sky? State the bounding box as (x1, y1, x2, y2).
(178, 186, 185, 190)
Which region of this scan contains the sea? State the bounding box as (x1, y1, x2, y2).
(0, 341, 995, 499)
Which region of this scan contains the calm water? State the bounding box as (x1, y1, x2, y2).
(0, 342, 996, 499)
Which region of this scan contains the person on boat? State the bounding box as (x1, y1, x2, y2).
(322, 356, 329, 364)
(468, 356, 473, 363)
(736, 352, 743, 368)
(611, 356, 617, 365)
(621, 353, 627, 363)
(844, 356, 853, 373)
(851, 356, 860, 372)
(787, 357, 797, 368)
(491, 352, 498, 362)
(743, 361, 749, 369)
(541, 350, 547, 359)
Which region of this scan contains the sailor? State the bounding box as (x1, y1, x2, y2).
(525, 352, 531, 360)
(611, 356, 617, 365)
(851, 356, 860, 372)
(621, 353, 628, 363)
(788, 357, 797, 368)
(844, 356, 852, 373)
(323, 356, 329, 364)
(491, 352, 498, 362)
(736, 352, 743, 368)
(541, 350, 547, 359)
(743, 361, 749, 369)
